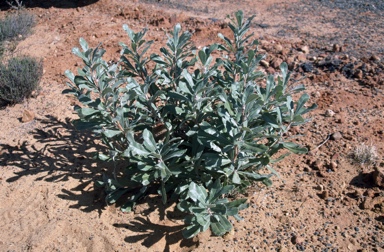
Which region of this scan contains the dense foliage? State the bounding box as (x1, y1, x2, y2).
(64, 11, 316, 238)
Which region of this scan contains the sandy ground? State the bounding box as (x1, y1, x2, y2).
(0, 0, 384, 251)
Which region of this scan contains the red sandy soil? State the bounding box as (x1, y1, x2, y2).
(0, 0, 383, 251)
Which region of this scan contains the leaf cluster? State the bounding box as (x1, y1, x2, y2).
(64, 10, 316, 238)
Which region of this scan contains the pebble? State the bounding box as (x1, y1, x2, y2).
(332, 44, 341, 52)
(301, 62, 313, 72)
(21, 109, 35, 123)
(334, 112, 346, 124)
(260, 60, 269, 68)
(274, 44, 283, 53)
(330, 161, 337, 170)
(301, 45, 310, 54)
(372, 166, 384, 187)
(353, 69, 363, 79)
(271, 57, 283, 69)
(296, 53, 307, 62)
(325, 109, 335, 117)
(320, 190, 329, 199)
(330, 132, 342, 141)
(370, 54, 381, 62)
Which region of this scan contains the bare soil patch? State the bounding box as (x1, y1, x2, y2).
(1, 0, 383, 251)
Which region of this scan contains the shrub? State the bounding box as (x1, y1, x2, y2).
(352, 143, 379, 166)
(0, 10, 35, 42)
(64, 11, 316, 238)
(0, 56, 43, 105)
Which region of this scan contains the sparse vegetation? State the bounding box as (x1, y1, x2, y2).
(64, 10, 316, 238)
(352, 143, 379, 166)
(0, 10, 35, 43)
(0, 3, 41, 106)
(0, 56, 43, 105)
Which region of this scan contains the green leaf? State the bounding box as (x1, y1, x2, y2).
(163, 149, 187, 161)
(64, 70, 75, 82)
(238, 171, 271, 181)
(128, 140, 151, 156)
(103, 129, 121, 138)
(79, 107, 99, 117)
(262, 178, 273, 187)
(282, 142, 308, 154)
(295, 93, 309, 116)
(168, 91, 190, 103)
(105, 188, 129, 204)
(242, 142, 268, 154)
(188, 182, 208, 203)
(210, 215, 232, 236)
(210, 204, 227, 215)
(143, 129, 157, 152)
(232, 171, 241, 184)
(182, 224, 201, 239)
(120, 201, 134, 213)
(94, 180, 105, 188)
(225, 198, 248, 216)
(160, 181, 167, 204)
(79, 37, 89, 52)
(210, 142, 221, 152)
(198, 50, 207, 65)
(72, 47, 87, 61)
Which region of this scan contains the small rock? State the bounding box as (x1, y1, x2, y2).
(330, 132, 342, 141)
(274, 44, 283, 53)
(362, 195, 384, 210)
(296, 53, 307, 62)
(314, 160, 323, 170)
(287, 58, 298, 70)
(300, 45, 310, 54)
(330, 161, 338, 171)
(280, 48, 290, 56)
(21, 110, 35, 123)
(325, 109, 335, 117)
(335, 112, 346, 124)
(301, 62, 313, 72)
(370, 54, 381, 62)
(271, 57, 283, 69)
(291, 235, 304, 244)
(333, 44, 341, 52)
(313, 91, 321, 98)
(319, 190, 329, 199)
(354, 69, 363, 79)
(260, 60, 269, 68)
(372, 166, 384, 187)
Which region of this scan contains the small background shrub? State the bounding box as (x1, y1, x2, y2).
(352, 143, 379, 166)
(0, 56, 43, 105)
(0, 3, 41, 106)
(0, 11, 35, 43)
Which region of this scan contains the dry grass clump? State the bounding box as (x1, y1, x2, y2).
(352, 143, 379, 166)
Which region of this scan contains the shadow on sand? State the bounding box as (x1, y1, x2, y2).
(0, 115, 109, 214)
(0, 115, 195, 250)
(113, 195, 199, 252)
